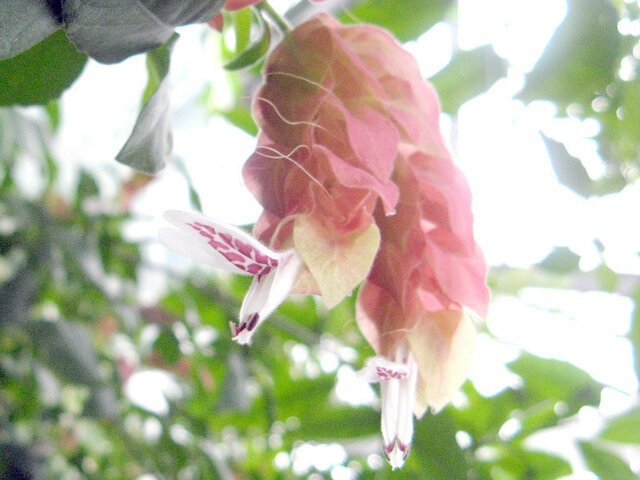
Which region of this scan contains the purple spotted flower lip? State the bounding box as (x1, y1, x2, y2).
(159, 210, 302, 345)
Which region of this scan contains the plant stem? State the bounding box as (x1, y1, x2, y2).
(256, 1, 292, 35)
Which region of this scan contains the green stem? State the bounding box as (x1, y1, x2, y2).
(256, 1, 292, 35)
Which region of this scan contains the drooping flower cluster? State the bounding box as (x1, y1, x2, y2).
(161, 12, 489, 470)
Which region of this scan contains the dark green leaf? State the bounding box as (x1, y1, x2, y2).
(342, 0, 454, 43)
(541, 134, 594, 197)
(62, 0, 223, 64)
(537, 247, 581, 273)
(0, 29, 87, 106)
(519, 0, 620, 107)
(224, 12, 271, 70)
(137, 0, 222, 26)
(116, 34, 178, 174)
(600, 407, 640, 444)
(580, 441, 638, 480)
(430, 45, 507, 113)
(0, 0, 60, 60)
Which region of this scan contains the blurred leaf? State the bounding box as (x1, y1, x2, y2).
(232, 8, 252, 54)
(62, 0, 223, 64)
(519, 0, 620, 107)
(600, 406, 640, 444)
(595, 263, 619, 292)
(174, 157, 203, 212)
(537, 247, 581, 273)
(0, 29, 87, 106)
(343, 0, 454, 42)
(411, 411, 468, 479)
(508, 354, 602, 416)
(44, 100, 61, 131)
(630, 288, 640, 383)
(495, 448, 572, 480)
(597, 74, 640, 180)
(541, 134, 594, 197)
(580, 441, 637, 480)
(0, 0, 60, 60)
(116, 34, 178, 174)
(28, 319, 103, 385)
(295, 406, 379, 440)
(154, 326, 181, 366)
(224, 13, 270, 71)
(75, 169, 100, 204)
(430, 45, 507, 113)
(221, 102, 258, 136)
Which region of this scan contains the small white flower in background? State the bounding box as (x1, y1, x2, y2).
(159, 210, 302, 344)
(358, 344, 419, 470)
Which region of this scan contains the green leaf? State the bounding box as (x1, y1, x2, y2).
(62, 0, 224, 64)
(519, 0, 620, 107)
(411, 411, 468, 479)
(508, 354, 602, 416)
(342, 0, 454, 43)
(430, 44, 507, 113)
(600, 407, 640, 444)
(294, 406, 380, 440)
(597, 74, 640, 180)
(0, 29, 87, 106)
(224, 11, 271, 71)
(541, 135, 594, 197)
(116, 34, 178, 174)
(232, 8, 252, 54)
(495, 449, 572, 480)
(580, 441, 638, 480)
(0, 0, 60, 60)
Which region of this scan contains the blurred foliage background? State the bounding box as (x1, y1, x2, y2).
(1, 0, 640, 479)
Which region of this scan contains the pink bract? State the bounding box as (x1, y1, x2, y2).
(223, 0, 261, 11)
(243, 12, 490, 464)
(243, 13, 406, 248)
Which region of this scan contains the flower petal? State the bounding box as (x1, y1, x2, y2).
(408, 310, 476, 416)
(162, 210, 281, 277)
(232, 250, 303, 345)
(379, 349, 418, 470)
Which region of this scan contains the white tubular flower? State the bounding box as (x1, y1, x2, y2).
(359, 345, 419, 469)
(159, 210, 302, 345)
